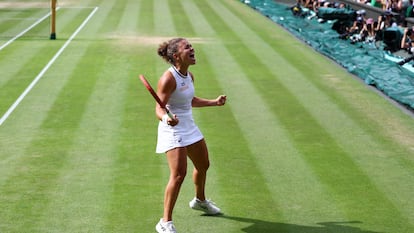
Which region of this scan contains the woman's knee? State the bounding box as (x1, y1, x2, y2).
(202, 160, 210, 171)
(195, 160, 210, 174)
(188, 141, 210, 172)
(170, 170, 187, 184)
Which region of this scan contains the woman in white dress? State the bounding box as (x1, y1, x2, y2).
(154, 37, 227, 233)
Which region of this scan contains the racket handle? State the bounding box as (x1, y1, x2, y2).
(166, 109, 174, 119)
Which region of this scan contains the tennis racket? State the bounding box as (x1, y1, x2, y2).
(139, 74, 174, 119)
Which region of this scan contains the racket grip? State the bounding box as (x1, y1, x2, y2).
(166, 109, 174, 119)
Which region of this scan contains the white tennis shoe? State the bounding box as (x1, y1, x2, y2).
(156, 218, 177, 233)
(189, 198, 221, 215)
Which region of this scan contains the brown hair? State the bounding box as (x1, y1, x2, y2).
(157, 38, 185, 65)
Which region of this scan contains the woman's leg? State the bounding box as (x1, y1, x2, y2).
(187, 139, 209, 201)
(163, 147, 188, 221)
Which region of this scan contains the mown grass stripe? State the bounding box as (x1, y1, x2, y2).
(117, 0, 140, 33)
(197, 38, 342, 230)
(188, 0, 352, 229)
(103, 13, 164, 231)
(105, 62, 162, 232)
(136, 0, 153, 35)
(30, 1, 134, 232)
(0, 7, 99, 118)
(0, 8, 54, 51)
(195, 0, 341, 214)
(189, 0, 342, 227)
(153, 0, 176, 81)
(95, 0, 126, 35)
(168, 0, 195, 38)
(0, 33, 104, 192)
(0, 4, 111, 227)
(154, 0, 175, 37)
(224, 1, 414, 227)
(1, 8, 98, 127)
(45, 8, 95, 39)
(214, 41, 345, 228)
(0, 40, 108, 232)
(200, 0, 412, 231)
(36, 42, 130, 232)
(193, 45, 288, 224)
(0, 8, 32, 35)
(272, 61, 414, 229)
(0, 8, 49, 38)
(0, 42, 63, 114)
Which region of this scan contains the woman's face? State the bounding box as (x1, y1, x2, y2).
(175, 39, 196, 66)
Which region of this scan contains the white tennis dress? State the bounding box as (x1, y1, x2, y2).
(156, 67, 204, 153)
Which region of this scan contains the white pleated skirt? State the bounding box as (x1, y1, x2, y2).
(156, 114, 204, 154)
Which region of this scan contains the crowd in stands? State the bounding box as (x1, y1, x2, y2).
(292, 0, 414, 58)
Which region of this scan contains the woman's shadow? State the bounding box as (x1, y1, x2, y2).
(210, 215, 382, 233)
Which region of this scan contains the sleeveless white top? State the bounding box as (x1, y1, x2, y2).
(156, 67, 203, 153)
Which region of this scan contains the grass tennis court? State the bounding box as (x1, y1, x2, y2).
(1, 0, 414, 232)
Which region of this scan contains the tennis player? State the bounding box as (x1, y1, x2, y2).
(154, 37, 226, 233)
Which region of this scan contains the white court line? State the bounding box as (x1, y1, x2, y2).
(0, 7, 61, 51)
(0, 6, 99, 126)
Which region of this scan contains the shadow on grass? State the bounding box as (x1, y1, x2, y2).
(210, 215, 382, 233)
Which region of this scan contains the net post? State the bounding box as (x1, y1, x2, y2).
(50, 0, 57, 40)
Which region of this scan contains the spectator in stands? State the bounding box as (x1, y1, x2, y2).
(348, 16, 365, 43)
(356, 9, 367, 18)
(401, 27, 414, 52)
(376, 10, 394, 34)
(338, 2, 347, 8)
(405, 0, 414, 17)
(385, 0, 404, 14)
(370, 0, 386, 9)
(356, 0, 370, 4)
(360, 18, 377, 42)
(312, 0, 330, 12)
(304, 0, 315, 9)
(400, 0, 413, 24)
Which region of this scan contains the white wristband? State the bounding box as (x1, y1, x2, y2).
(162, 114, 169, 124)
